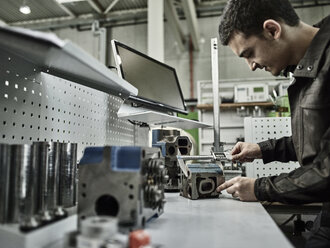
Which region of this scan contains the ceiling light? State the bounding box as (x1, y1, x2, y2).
(19, 5, 31, 14)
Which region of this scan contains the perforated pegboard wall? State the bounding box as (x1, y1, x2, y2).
(244, 117, 299, 178)
(0, 49, 149, 160)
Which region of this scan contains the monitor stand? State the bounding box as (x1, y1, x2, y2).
(117, 102, 211, 130)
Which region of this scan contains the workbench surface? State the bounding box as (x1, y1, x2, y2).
(146, 193, 293, 248)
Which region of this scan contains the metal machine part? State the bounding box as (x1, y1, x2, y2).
(32, 141, 77, 220)
(78, 146, 166, 230)
(152, 129, 192, 191)
(180, 163, 225, 200)
(10, 144, 40, 230)
(177, 151, 232, 176)
(0, 141, 77, 230)
(77, 216, 127, 248)
(177, 151, 227, 200)
(0, 144, 11, 223)
(59, 142, 78, 208)
(81, 216, 118, 239)
(33, 142, 52, 223)
(33, 141, 65, 222)
(47, 142, 61, 215)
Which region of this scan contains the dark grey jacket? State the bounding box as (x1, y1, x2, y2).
(255, 15, 330, 214)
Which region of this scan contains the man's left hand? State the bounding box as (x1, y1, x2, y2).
(216, 177, 257, 202)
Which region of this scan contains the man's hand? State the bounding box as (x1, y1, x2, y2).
(216, 177, 257, 202)
(231, 142, 262, 163)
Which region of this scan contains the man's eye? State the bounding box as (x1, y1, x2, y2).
(246, 52, 253, 58)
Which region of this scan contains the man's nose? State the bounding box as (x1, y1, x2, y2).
(247, 61, 257, 71)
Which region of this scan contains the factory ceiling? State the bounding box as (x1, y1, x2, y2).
(1, 0, 330, 30)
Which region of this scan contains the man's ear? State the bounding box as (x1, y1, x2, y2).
(263, 19, 281, 40)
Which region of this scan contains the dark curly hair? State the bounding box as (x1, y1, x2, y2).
(218, 0, 300, 45)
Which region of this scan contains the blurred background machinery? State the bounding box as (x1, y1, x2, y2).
(78, 146, 167, 230)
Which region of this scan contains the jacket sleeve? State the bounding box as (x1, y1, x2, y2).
(258, 136, 298, 164)
(255, 128, 330, 204)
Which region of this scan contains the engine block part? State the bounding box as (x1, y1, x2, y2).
(152, 129, 192, 191)
(78, 146, 166, 230)
(180, 163, 225, 200)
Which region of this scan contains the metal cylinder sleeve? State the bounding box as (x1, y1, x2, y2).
(59, 142, 78, 208)
(0, 144, 10, 223)
(9, 144, 39, 229)
(47, 142, 61, 211)
(33, 142, 51, 222)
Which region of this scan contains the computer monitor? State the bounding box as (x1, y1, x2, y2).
(111, 40, 188, 115)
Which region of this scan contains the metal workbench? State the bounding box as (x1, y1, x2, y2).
(146, 193, 293, 248)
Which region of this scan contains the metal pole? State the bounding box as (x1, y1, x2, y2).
(59, 143, 78, 208)
(9, 144, 40, 230)
(33, 141, 54, 222)
(48, 142, 61, 212)
(0, 144, 10, 223)
(211, 38, 221, 152)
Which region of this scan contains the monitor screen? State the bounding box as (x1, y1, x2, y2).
(111, 40, 187, 114)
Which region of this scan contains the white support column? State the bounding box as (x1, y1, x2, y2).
(164, 0, 185, 52)
(92, 21, 106, 65)
(211, 38, 221, 152)
(181, 0, 200, 51)
(148, 0, 164, 62)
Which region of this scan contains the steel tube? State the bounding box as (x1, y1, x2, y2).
(8, 144, 39, 229)
(59, 143, 78, 208)
(211, 38, 221, 152)
(33, 142, 53, 222)
(0, 144, 11, 223)
(48, 142, 61, 211)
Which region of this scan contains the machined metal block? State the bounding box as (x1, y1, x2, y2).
(180, 163, 225, 200)
(78, 146, 166, 230)
(152, 129, 192, 191)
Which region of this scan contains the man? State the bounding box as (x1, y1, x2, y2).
(216, 0, 330, 246)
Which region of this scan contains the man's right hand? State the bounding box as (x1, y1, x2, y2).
(231, 142, 262, 163)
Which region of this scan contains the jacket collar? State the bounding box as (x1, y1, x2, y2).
(292, 15, 330, 78)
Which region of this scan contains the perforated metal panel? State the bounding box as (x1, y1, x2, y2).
(0, 49, 149, 160)
(244, 117, 299, 178)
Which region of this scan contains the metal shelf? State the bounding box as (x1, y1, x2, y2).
(197, 101, 274, 110)
(117, 104, 211, 130)
(0, 25, 137, 98)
